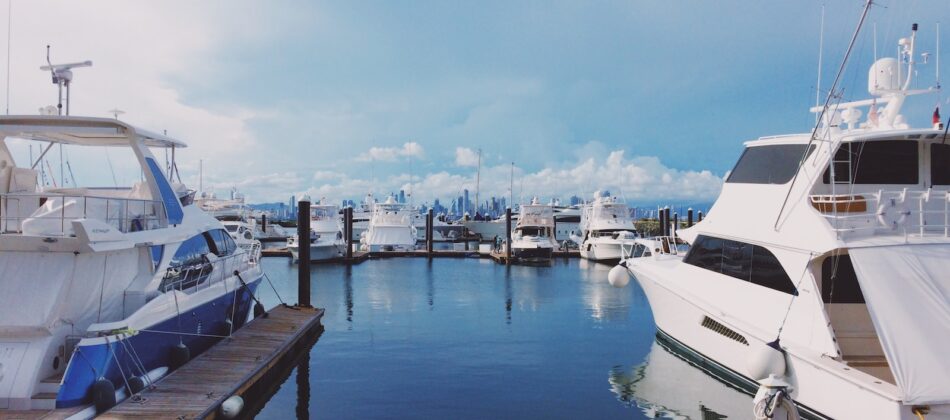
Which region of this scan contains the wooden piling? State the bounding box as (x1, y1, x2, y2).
(345, 207, 353, 260)
(297, 199, 311, 308)
(505, 208, 512, 264)
(687, 208, 693, 227)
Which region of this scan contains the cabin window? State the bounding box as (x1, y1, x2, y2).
(823, 140, 918, 185)
(726, 144, 815, 184)
(160, 232, 215, 292)
(208, 229, 238, 257)
(685, 235, 798, 295)
(821, 254, 864, 304)
(930, 143, 950, 185)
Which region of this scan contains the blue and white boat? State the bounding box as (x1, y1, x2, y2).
(0, 116, 264, 414)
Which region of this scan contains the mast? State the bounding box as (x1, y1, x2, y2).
(474, 148, 481, 216)
(509, 162, 513, 210)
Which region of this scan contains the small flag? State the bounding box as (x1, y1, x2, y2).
(935, 106, 944, 130)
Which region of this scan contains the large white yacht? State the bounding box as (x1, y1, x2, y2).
(616, 23, 950, 419)
(575, 191, 638, 263)
(287, 201, 345, 262)
(360, 195, 417, 251)
(0, 116, 263, 414)
(508, 198, 557, 263)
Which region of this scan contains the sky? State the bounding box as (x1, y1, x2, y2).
(0, 0, 947, 206)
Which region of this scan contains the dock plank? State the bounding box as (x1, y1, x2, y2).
(99, 305, 323, 420)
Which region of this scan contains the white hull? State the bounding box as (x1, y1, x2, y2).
(288, 242, 343, 261)
(630, 265, 941, 419)
(579, 239, 633, 262)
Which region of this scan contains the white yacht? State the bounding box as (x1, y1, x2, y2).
(615, 23, 950, 419)
(0, 116, 263, 414)
(508, 198, 557, 263)
(575, 191, 638, 263)
(287, 202, 345, 262)
(360, 195, 417, 251)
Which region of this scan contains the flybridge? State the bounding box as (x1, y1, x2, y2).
(811, 23, 942, 133)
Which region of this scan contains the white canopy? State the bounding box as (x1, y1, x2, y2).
(0, 115, 187, 148)
(849, 244, 950, 405)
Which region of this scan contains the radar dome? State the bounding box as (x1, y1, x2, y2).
(868, 57, 903, 95)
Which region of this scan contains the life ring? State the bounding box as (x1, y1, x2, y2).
(876, 198, 910, 230)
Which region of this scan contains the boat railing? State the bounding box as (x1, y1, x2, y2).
(0, 192, 168, 236)
(159, 246, 257, 294)
(811, 189, 950, 238)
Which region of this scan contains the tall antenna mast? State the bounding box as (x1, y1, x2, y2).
(774, 0, 874, 230)
(474, 148, 481, 216)
(5, 0, 10, 115)
(509, 162, 513, 209)
(815, 5, 825, 124)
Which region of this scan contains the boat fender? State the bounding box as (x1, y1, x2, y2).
(752, 374, 800, 420)
(876, 198, 910, 230)
(746, 340, 786, 381)
(220, 395, 244, 419)
(254, 302, 266, 319)
(128, 375, 146, 395)
(608, 263, 631, 288)
(92, 378, 117, 413)
(170, 343, 190, 369)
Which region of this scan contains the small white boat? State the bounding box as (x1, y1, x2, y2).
(576, 191, 639, 263)
(508, 198, 556, 264)
(287, 202, 345, 262)
(360, 195, 417, 251)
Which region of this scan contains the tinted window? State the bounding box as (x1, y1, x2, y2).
(727, 145, 814, 184)
(161, 233, 214, 292)
(208, 229, 237, 256)
(170, 234, 211, 267)
(685, 235, 797, 295)
(823, 140, 918, 184)
(821, 254, 864, 304)
(931, 143, 950, 185)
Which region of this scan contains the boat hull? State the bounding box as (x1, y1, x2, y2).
(511, 246, 553, 264)
(578, 240, 632, 264)
(55, 276, 262, 408)
(630, 267, 932, 420)
(288, 242, 343, 262)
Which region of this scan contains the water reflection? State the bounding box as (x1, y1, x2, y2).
(296, 349, 311, 419)
(426, 259, 434, 309)
(609, 340, 751, 419)
(504, 266, 512, 324)
(577, 259, 634, 322)
(343, 265, 354, 328)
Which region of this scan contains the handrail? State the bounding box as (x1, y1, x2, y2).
(0, 191, 168, 236)
(159, 247, 256, 293)
(811, 189, 950, 238)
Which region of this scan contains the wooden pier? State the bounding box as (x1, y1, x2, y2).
(99, 305, 324, 419)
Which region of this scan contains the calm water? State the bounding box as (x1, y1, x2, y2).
(248, 256, 751, 419)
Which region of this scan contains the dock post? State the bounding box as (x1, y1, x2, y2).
(426, 209, 434, 257)
(673, 212, 679, 236)
(658, 209, 665, 238)
(297, 198, 311, 308)
(698, 210, 704, 223)
(687, 208, 693, 227)
(505, 208, 512, 264)
(664, 207, 671, 236)
(261, 214, 267, 233)
(345, 207, 353, 260)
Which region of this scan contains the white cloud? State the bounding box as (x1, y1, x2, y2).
(299, 148, 723, 206)
(356, 141, 424, 162)
(454, 147, 480, 167)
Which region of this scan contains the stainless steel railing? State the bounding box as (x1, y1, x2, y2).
(811, 189, 950, 238)
(0, 192, 168, 236)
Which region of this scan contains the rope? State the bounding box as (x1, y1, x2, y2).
(263, 272, 286, 305)
(140, 329, 231, 339)
(774, 253, 816, 342)
(228, 278, 238, 337)
(234, 270, 266, 313)
(106, 337, 133, 396)
(173, 290, 183, 345)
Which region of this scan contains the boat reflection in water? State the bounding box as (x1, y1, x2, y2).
(609, 340, 751, 419)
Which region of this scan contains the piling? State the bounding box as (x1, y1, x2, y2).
(297, 198, 311, 307)
(426, 208, 434, 256)
(261, 214, 267, 233)
(664, 207, 671, 236)
(673, 212, 679, 236)
(687, 208, 693, 227)
(658, 209, 666, 238)
(698, 210, 704, 223)
(345, 207, 353, 260)
(505, 208, 512, 264)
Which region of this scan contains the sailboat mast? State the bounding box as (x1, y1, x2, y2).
(475, 148, 481, 216)
(509, 162, 513, 210)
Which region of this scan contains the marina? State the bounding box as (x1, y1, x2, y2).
(0, 1, 947, 419)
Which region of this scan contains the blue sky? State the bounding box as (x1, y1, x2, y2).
(3, 0, 947, 204)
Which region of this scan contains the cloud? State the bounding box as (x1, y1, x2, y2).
(356, 141, 424, 162)
(298, 147, 723, 206)
(454, 147, 480, 167)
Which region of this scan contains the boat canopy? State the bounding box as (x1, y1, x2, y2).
(0, 115, 187, 148)
(848, 245, 950, 405)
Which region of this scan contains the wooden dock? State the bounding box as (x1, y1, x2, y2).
(490, 250, 579, 265)
(99, 305, 324, 419)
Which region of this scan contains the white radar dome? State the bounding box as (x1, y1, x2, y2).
(868, 57, 903, 95)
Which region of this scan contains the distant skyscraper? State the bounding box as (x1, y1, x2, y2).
(463, 189, 470, 214)
(399, 189, 406, 203)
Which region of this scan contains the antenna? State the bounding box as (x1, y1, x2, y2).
(509, 162, 514, 209)
(109, 108, 124, 119)
(40, 46, 92, 116)
(815, 5, 825, 125)
(5, 0, 10, 115)
(475, 148, 481, 217)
